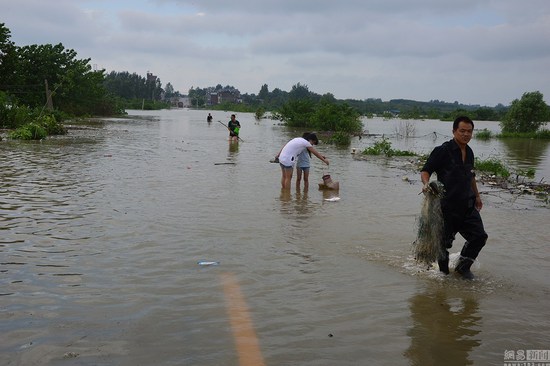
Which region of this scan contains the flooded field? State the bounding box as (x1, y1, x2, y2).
(1, 109, 549, 365)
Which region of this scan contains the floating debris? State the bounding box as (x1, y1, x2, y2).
(198, 261, 220, 266)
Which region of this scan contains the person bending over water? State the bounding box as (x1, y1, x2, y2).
(275, 133, 329, 190)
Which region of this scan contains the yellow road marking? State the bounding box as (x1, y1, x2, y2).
(222, 272, 266, 366)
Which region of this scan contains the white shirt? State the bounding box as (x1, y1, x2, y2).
(279, 138, 312, 166)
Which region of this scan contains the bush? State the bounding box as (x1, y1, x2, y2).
(475, 158, 510, 178)
(255, 106, 265, 120)
(326, 131, 352, 146)
(475, 128, 492, 140)
(39, 114, 66, 135)
(497, 130, 550, 139)
(362, 138, 416, 157)
(9, 122, 47, 140)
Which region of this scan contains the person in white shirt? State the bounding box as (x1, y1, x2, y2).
(275, 133, 329, 190)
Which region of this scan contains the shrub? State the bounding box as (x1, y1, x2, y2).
(362, 138, 416, 157)
(255, 107, 265, 120)
(475, 128, 492, 140)
(475, 158, 510, 178)
(9, 122, 47, 140)
(327, 131, 352, 146)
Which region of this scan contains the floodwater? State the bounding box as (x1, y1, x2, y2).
(1, 109, 549, 366)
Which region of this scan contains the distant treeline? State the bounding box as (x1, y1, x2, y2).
(192, 82, 508, 121)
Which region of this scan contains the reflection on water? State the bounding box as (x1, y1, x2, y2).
(279, 188, 315, 218)
(404, 284, 481, 366)
(228, 140, 239, 154)
(499, 138, 550, 167)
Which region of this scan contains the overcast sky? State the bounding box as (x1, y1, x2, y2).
(3, 0, 550, 106)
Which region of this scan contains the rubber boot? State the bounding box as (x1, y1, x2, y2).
(437, 254, 449, 275)
(455, 256, 475, 280)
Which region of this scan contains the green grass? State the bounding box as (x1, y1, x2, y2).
(497, 129, 550, 139)
(475, 158, 510, 178)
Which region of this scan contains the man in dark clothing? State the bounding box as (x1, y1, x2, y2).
(420, 116, 488, 279)
(227, 114, 241, 142)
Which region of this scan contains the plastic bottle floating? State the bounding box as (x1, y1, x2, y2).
(324, 197, 341, 202)
(197, 261, 220, 266)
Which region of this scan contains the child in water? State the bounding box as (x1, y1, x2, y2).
(296, 132, 312, 189)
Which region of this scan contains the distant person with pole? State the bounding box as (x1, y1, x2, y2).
(227, 114, 241, 142)
(275, 133, 329, 190)
(420, 116, 488, 279)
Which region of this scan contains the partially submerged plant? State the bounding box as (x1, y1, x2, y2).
(362, 138, 416, 157)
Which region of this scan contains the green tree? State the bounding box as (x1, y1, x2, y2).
(258, 84, 269, 101)
(0, 23, 18, 90)
(164, 82, 175, 99)
(289, 83, 311, 100)
(277, 99, 316, 128)
(312, 94, 362, 133)
(4, 40, 119, 116)
(501, 91, 550, 133)
(188, 87, 206, 107)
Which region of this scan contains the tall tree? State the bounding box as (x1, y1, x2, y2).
(0, 23, 18, 90)
(501, 91, 550, 133)
(258, 84, 269, 101)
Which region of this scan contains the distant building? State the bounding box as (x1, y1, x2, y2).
(147, 72, 157, 83)
(218, 89, 240, 104)
(209, 93, 219, 105)
(207, 88, 241, 105)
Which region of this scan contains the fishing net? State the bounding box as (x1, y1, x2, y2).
(412, 181, 446, 265)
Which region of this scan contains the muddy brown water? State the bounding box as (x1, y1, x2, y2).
(1, 110, 549, 365)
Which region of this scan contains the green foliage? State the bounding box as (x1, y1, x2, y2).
(188, 87, 207, 107)
(258, 84, 269, 101)
(104, 71, 164, 102)
(472, 107, 500, 121)
(275, 87, 362, 134)
(122, 98, 170, 110)
(0, 93, 31, 128)
(475, 158, 510, 178)
(326, 131, 352, 146)
(277, 98, 316, 128)
(255, 106, 265, 120)
(362, 138, 416, 157)
(517, 168, 536, 180)
(475, 128, 493, 140)
(311, 96, 362, 134)
(500, 91, 550, 133)
(38, 114, 66, 135)
(6, 112, 66, 140)
(9, 122, 47, 140)
(497, 130, 550, 139)
(475, 157, 539, 183)
(0, 24, 122, 117)
(536, 129, 550, 139)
